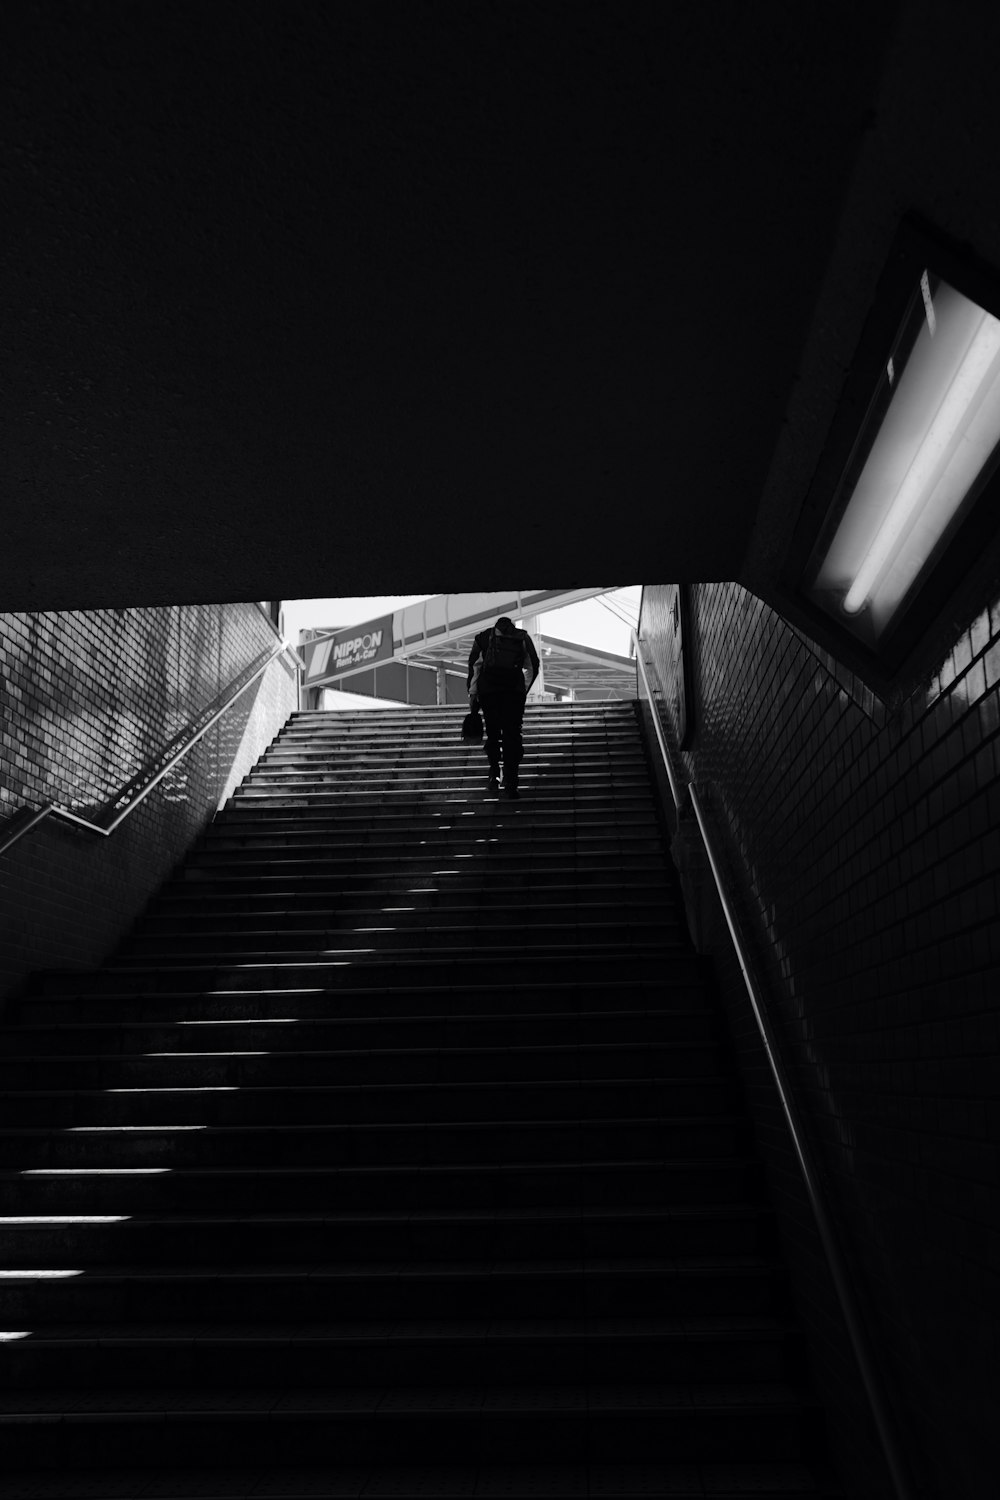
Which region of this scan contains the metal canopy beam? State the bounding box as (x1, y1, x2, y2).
(300, 588, 620, 691)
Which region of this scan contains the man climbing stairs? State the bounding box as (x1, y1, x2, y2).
(0, 702, 840, 1498)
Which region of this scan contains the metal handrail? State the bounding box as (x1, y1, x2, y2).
(0, 641, 293, 859)
(630, 640, 685, 813)
(632, 630, 915, 1500)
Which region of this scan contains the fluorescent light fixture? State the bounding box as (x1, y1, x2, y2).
(807, 267, 1000, 647)
(842, 304, 1000, 613)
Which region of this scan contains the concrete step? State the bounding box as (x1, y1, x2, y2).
(0, 1005, 722, 1057)
(178, 852, 671, 881)
(230, 788, 657, 808)
(149, 884, 675, 922)
(0, 1258, 791, 1326)
(29, 953, 691, 998)
(0, 1384, 825, 1470)
(135, 901, 683, 937)
(0, 1205, 778, 1268)
(0, 1033, 733, 1088)
(0, 1459, 834, 1499)
(0, 1157, 768, 1215)
(16, 975, 709, 1025)
(0, 1114, 755, 1170)
(113, 925, 685, 962)
(170, 866, 675, 896)
(0, 1316, 804, 1390)
(241, 773, 652, 793)
(198, 831, 666, 856)
(251, 753, 647, 775)
(211, 810, 661, 836)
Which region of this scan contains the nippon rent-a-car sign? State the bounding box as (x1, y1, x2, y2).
(303, 615, 395, 685)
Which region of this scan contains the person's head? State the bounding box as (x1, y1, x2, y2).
(495, 616, 514, 633)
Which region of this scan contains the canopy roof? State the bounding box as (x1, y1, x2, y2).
(299, 589, 636, 701)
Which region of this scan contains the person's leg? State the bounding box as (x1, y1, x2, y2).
(479, 695, 502, 788)
(501, 694, 526, 791)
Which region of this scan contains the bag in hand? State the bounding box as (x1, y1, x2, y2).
(460, 707, 484, 742)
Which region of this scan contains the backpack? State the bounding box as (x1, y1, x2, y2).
(479, 627, 525, 691)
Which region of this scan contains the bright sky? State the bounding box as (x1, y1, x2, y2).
(281, 589, 643, 709)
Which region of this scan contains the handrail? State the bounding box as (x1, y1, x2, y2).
(0, 641, 293, 859)
(630, 641, 685, 814)
(632, 630, 915, 1500)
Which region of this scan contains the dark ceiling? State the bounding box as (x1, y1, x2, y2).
(6, 2, 1000, 616)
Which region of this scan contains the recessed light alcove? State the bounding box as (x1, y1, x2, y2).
(778, 218, 1000, 701)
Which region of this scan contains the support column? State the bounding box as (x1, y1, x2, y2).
(436, 664, 447, 705)
(518, 615, 545, 700)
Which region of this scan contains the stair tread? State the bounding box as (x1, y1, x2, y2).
(0, 1021, 718, 1051)
(157, 884, 670, 899)
(121, 933, 680, 952)
(22, 979, 689, 998)
(0, 1205, 766, 1226)
(19, 988, 706, 1014)
(0, 1155, 762, 1177)
(0, 1462, 832, 1500)
(0, 1122, 749, 1140)
(132, 906, 680, 918)
(0, 1381, 813, 1414)
(0, 1050, 728, 1074)
(229, 792, 656, 804)
(125, 931, 679, 949)
(101, 947, 676, 972)
(0, 1266, 785, 1290)
(2, 1314, 790, 1341)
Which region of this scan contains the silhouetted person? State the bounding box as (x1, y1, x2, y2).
(466, 617, 540, 798)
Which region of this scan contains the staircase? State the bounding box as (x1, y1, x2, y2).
(0, 702, 839, 1498)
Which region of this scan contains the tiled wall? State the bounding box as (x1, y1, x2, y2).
(0, 604, 298, 1006)
(638, 582, 998, 1500)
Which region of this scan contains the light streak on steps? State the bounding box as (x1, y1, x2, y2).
(21, 1168, 172, 1175)
(103, 1087, 238, 1094)
(0, 1216, 130, 1224)
(65, 1125, 208, 1131)
(175, 1018, 299, 1025)
(0, 1270, 83, 1279)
